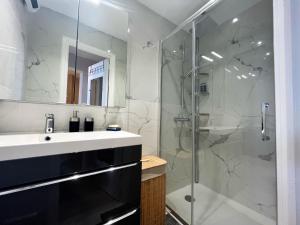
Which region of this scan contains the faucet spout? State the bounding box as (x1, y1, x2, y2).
(45, 114, 55, 133)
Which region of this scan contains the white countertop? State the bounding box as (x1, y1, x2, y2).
(0, 131, 142, 161)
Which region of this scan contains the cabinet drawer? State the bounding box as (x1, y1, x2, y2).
(0, 162, 141, 225)
(0, 145, 141, 190)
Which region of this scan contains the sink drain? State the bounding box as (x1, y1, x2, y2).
(184, 195, 195, 203)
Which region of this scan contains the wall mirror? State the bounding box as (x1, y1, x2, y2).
(0, 0, 128, 107)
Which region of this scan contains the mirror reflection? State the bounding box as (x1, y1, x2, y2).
(0, 0, 128, 107)
(68, 0, 128, 106)
(67, 48, 111, 106)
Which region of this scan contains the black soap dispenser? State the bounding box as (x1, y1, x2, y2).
(84, 117, 94, 132)
(69, 110, 80, 132)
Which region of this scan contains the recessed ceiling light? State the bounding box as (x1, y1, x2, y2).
(241, 74, 248, 79)
(202, 55, 214, 62)
(251, 73, 256, 77)
(266, 52, 271, 56)
(257, 41, 263, 46)
(225, 68, 231, 73)
(211, 51, 223, 59)
(172, 50, 177, 53)
(236, 76, 242, 80)
(107, 50, 111, 53)
(127, 28, 130, 33)
(232, 18, 239, 23)
(233, 66, 239, 71)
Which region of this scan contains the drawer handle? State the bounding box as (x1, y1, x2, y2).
(0, 163, 138, 196)
(103, 209, 137, 225)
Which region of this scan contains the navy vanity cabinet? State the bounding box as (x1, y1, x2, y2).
(0, 145, 142, 225)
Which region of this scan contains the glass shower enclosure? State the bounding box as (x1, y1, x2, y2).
(160, 0, 277, 224)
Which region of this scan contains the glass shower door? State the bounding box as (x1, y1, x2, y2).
(192, 0, 277, 224)
(160, 27, 193, 224)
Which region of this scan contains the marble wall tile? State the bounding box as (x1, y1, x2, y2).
(0, 101, 127, 134)
(127, 99, 160, 155)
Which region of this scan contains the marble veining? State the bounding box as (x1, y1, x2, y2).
(258, 151, 275, 162)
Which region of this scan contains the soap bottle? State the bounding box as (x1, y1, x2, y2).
(69, 110, 80, 132)
(84, 117, 94, 132)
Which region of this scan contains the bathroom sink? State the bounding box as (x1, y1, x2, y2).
(0, 131, 141, 161)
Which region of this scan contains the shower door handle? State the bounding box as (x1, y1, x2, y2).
(261, 102, 270, 141)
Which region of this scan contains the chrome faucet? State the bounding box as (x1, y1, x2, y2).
(45, 114, 55, 133)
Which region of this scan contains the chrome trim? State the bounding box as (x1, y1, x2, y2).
(45, 113, 55, 134)
(103, 209, 137, 225)
(261, 102, 270, 141)
(159, 41, 164, 158)
(191, 21, 196, 225)
(0, 163, 138, 196)
(162, 0, 221, 41)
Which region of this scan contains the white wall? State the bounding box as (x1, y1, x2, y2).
(292, 0, 300, 224)
(24, 8, 78, 103)
(125, 1, 175, 155)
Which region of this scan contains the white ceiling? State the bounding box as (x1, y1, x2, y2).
(137, 0, 208, 25)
